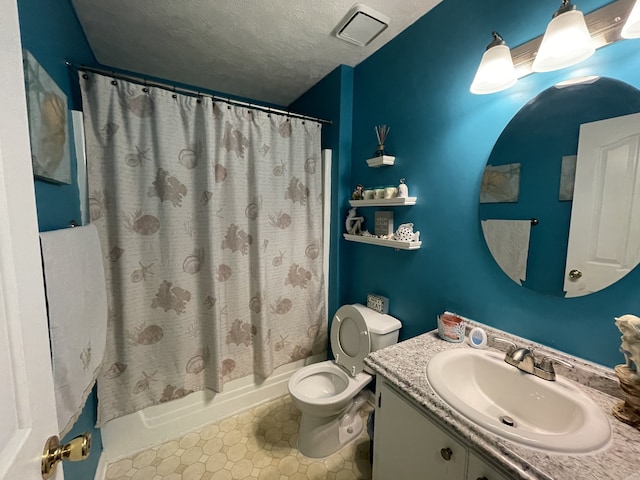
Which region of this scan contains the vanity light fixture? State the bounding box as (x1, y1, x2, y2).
(532, 0, 595, 72)
(470, 32, 517, 94)
(471, 0, 637, 95)
(622, 0, 640, 38)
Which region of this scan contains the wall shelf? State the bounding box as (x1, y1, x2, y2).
(343, 233, 421, 250)
(349, 197, 416, 207)
(366, 155, 395, 167)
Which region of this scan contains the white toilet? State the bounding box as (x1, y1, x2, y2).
(288, 303, 402, 458)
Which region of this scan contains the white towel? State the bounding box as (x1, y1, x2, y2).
(481, 219, 531, 285)
(40, 224, 107, 437)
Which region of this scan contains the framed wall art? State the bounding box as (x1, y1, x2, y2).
(480, 163, 521, 203)
(23, 50, 70, 184)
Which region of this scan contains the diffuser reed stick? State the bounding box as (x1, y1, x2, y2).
(375, 125, 390, 157)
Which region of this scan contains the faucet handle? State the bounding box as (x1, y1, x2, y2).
(493, 337, 517, 353)
(539, 356, 574, 373)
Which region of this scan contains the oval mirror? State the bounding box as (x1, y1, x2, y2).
(479, 77, 640, 297)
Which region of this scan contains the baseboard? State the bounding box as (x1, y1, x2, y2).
(101, 352, 326, 461)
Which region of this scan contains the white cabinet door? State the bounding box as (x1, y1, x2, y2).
(466, 451, 509, 480)
(373, 381, 467, 480)
(0, 0, 62, 478)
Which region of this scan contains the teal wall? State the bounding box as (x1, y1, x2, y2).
(18, 0, 95, 231)
(344, 0, 640, 367)
(289, 65, 354, 323)
(17, 1, 103, 478)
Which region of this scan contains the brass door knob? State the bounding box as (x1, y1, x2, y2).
(569, 269, 582, 280)
(440, 447, 453, 461)
(42, 433, 91, 479)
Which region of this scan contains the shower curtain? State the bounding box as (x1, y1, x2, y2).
(80, 73, 326, 425)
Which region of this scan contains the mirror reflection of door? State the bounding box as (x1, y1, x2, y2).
(564, 112, 640, 297)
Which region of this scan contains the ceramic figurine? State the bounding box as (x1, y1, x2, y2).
(352, 184, 364, 200)
(613, 314, 640, 430)
(394, 223, 420, 242)
(398, 178, 408, 198)
(345, 207, 364, 235)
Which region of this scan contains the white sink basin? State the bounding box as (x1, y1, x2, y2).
(426, 348, 612, 454)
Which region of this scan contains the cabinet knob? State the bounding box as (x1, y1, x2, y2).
(440, 447, 453, 461)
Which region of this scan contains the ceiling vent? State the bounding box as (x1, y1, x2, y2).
(334, 4, 390, 46)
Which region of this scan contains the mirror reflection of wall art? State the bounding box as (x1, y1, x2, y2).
(23, 50, 70, 184)
(480, 163, 520, 203)
(559, 155, 577, 201)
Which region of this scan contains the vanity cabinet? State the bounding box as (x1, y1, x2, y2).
(467, 452, 509, 480)
(373, 380, 509, 480)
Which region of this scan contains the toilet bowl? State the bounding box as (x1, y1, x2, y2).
(288, 303, 401, 458)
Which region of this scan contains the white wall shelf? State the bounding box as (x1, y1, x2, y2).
(366, 155, 395, 167)
(349, 196, 416, 207)
(343, 233, 421, 250)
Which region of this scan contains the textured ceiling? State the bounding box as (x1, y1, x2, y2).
(71, 0, 442, 106)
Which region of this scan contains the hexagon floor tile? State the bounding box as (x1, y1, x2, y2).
(105, 395, 373, 480)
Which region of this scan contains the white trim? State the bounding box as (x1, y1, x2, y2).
(72, 110, 88, 225)
(93, 452, 107, 480)
(322, 149, 331, 315)
(101, 352, 326, 461)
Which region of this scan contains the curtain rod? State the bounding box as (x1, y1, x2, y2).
(66, 62, 332, 125)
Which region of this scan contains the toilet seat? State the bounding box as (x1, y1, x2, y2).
(288, 360, 372, 415)
(331, 304, 371, 377)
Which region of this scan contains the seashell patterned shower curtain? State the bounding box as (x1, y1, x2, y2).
(80, 73, 326, 425)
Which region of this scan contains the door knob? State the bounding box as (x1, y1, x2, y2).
(42, 433, 91, 479)
(569, 269, 582, 280)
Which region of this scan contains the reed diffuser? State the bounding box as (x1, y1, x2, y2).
(374, 125, 390, 157)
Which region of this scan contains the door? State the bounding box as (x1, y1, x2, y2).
(0, 0, 62, 478)
(373, 381, 467, 480)
(564, 112, 640, 297)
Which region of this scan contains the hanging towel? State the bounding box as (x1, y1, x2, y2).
(40, 224, 108, 437)
(481, 219, 531, 285)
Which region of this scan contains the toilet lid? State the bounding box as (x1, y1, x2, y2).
(331, 304, 371, 376)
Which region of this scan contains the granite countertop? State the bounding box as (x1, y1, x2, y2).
(364, 317, 640, 480)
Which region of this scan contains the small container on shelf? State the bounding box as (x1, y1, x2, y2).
(384, 186, 398, 199)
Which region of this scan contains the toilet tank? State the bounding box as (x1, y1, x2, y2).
(354, 303, 402, 352)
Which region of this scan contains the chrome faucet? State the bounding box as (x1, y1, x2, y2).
(493, 337, 573, 381)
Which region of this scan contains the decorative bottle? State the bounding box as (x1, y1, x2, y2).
(398, 178, 408, 198)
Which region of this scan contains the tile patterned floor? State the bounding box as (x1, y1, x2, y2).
(105, 395, 373, 480)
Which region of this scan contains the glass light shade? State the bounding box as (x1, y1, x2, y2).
(470, 44, 517, 95)
(622, 0, 640, 39)
(532, 9, 595, 72)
